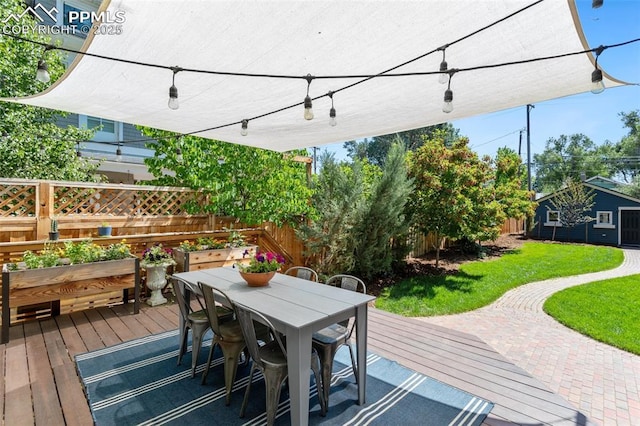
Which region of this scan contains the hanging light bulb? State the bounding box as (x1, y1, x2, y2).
(168, 67, 180, 110)
(241, 119, 249, 136)
(438, 46, 449, 84)
(36, 59, 50, 83)
(176, 147, 183, 162)
(590, 46, 606, 94)
(443, 89, 454, 113)
(303, 74, 314, 120)
(116, 144, 122, 162)
(218, 156, 225, 165)
(591, 69, 605, 94)
(328, 91, 337, 127)
(592, 0, 603, 8)
(442, 70, 456, 113)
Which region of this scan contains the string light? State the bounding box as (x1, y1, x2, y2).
(590, 45, 606, 94)
(442, 70, 457, 113)
(241, 119, 248, 136)
(438, 46, 450, 84)
(218, 156, 225, 165)
(328, 91, 337, 127)
(176, 147, 183, 162)
(35, 46, 52, 83)
(168, 66, 180, 110)
(592, 0, 603, 9)
(303, 74, 314, 120)
(76, 142, 81, 157)
(116, 143, 122, 161)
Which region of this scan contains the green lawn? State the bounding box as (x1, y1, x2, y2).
(544, 275, 640, 355)
(376, 242, 623, 317)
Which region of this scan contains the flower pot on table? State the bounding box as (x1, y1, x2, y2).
(239, 270, 275, 287)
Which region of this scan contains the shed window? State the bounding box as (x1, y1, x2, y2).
(544, 210, 561, 227)
(594, 210, 615, 229)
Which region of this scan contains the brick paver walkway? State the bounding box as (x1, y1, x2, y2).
(417, 248, 640, 426)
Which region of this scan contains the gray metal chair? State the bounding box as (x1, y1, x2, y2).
(312, 274, 366, 411)
(171, 277, 232, 378)
(284, 266, 319, 282)
(236, 303, 326, 425)
(197, 282, 247, 405)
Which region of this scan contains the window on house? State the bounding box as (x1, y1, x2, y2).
(79, 115, 121, 142)
(545, 210, 561, 226)
(594, 211, 615, 229)
(63, 3, 92, 35)
(87, 116, 115, 133)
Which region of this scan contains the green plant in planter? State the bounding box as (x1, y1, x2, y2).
(227, 229, 247, 248)
(102, 240, 133, 260)
(50, 219, 58, 233)
(22, 242, 62, 269)
(64, 240, 104, 264)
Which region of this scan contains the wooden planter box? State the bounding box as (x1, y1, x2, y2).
(1, 257, 140, 343)
(173, 245, 258, 272)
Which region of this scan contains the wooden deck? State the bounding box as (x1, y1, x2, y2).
(0, 301, 589, 425)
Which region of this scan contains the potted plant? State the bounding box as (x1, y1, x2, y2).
(237, 249, 285, 287)
(1, 240, 140, 343)
(140, 244, 176, 306)
(98, 221, 112, 237)
(48, 218, 59, 241)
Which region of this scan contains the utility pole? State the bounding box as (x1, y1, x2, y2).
(526, 104, 534, 193)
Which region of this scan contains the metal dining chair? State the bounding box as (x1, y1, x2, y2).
(284, 266, 319, 282)
(197, 282, 247, 405)
(312, 274, 367, 411)
(235, 303, 326, 425)
(171, 277, 233, 378)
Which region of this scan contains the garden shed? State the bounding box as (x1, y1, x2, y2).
(531, 177, 640, 246)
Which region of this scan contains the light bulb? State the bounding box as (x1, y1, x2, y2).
(592, 0, 603, 8)
(304, 95, 314, 120)
(590, 69, 605, 94)
(116, 147, 122, 162)
(241, 119, 248, 136)
(329, 107, 337, 127)
(168, 84, 179, 110)
(36, 59, 50, 83)
(443, 88, 454, 113)
(176, 147, 183, 162)
(438, 61, 449, 84)
(218, 156, 225, 165)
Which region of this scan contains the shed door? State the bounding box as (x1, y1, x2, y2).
(621, 210, 640, 245)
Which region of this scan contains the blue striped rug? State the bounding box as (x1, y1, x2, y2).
(75, 330, 493, 425)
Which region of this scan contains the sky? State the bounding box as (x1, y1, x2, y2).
(319, 0, 640, 162)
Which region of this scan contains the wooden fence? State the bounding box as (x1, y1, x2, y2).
(0, 178, 523, 262)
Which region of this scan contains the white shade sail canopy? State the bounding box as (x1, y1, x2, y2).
(7, 0, 628, 152)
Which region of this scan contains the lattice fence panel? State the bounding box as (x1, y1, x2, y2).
(0, 183, 36, 217)
(53, 185, 205, 216)
(133, 189, 203, 216)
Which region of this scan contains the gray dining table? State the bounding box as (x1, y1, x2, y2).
(173, 266, 376, 426)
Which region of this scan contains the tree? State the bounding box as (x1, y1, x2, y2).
(299, 143, 413, 278)
(493, 147, 537, 224)
(609, 110, 640, 183)
(343, 123, 460, 166)
(350, 143, 413, 278)
(407, 132, 502, 267)
(533, 134, 611, 193)
(547, 178, 595, 241)
(139, 128, 313, 225)
(0, 0, 100, 181)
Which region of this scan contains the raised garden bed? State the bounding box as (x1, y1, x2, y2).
(173, 245, 257, 272)
(1, 257, 140, 343)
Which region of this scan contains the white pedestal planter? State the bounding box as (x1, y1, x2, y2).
(145, 264, 169, 306)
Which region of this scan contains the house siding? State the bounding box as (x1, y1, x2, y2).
(530, 186, 640, 245)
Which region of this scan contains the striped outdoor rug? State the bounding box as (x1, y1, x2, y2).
(75, 329, 493, 425)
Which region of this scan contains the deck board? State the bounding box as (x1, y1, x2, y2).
(0, 301, 591, 425)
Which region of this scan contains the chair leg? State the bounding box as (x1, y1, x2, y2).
(191, 329, 205, 378)
(201, 338, 218, 385)
(239, 364, 256, 418)
(347, 342, 358, 385)
(220, 341, 246, 405)
(177, 325, 189, 366)
(317, 343, 339, 412)
(311, 353, 327, 416)
(263, 366, 288, 426)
